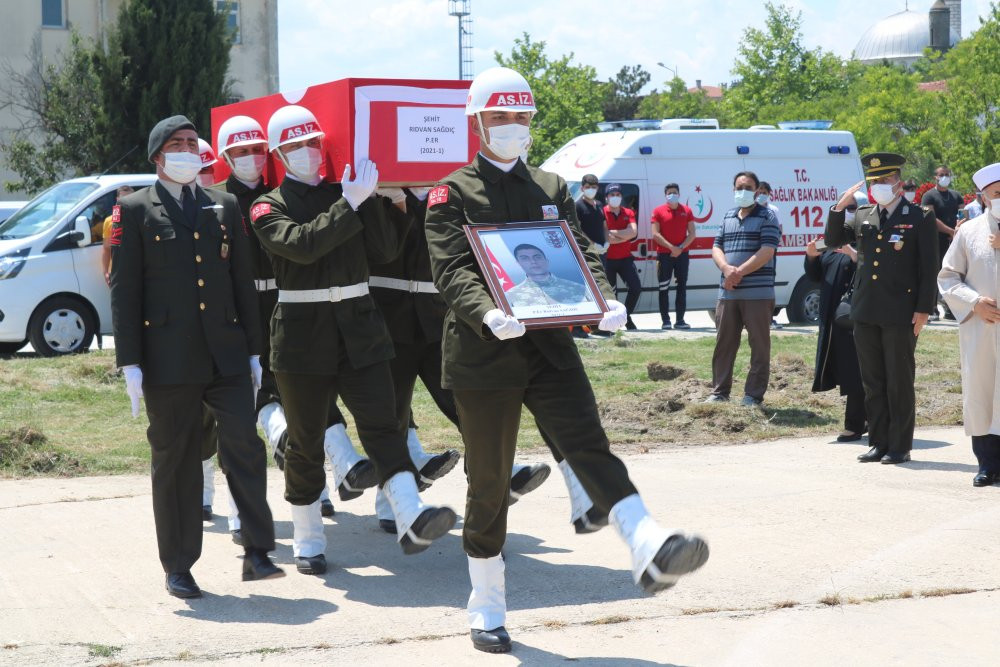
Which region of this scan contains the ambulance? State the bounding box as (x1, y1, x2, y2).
(541, 119, 865, 323)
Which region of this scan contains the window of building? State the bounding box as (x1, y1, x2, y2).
(41, 0, 65, 28)
(217, 1, 241, 44)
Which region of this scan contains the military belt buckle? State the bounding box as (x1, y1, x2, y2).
(409, 280, 420, 293)
(328, 286, 342, 302)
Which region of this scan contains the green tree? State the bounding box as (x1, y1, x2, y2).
(602, 65, 651, 121)
(0, 33, 110, 193)
(637, 76, 724, 123)
(495, 33, 605, 163)
(100, 0, 233, 173)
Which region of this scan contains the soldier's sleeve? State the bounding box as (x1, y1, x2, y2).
(109, 201, 143, 369)
(360, 196, 412, 264)
(823, 206, 854, 248)
(558, 176, 614, 301)
(915, 207, 939, 315)
(938, 225, 977, 323)
(223, 193, 263, 356)
(424, 181, 497, 337)
(250, 193, 364, 264)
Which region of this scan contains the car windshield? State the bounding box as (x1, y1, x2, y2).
(0, 182, 100, 239)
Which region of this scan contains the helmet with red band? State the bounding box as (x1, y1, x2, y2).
(465, 67, 537, 116)
(266, 105, 324, 152)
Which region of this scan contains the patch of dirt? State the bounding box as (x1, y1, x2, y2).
(768, 354, 813, 390)
(0, 426, 80, 475)
(647, 362, 687, 382)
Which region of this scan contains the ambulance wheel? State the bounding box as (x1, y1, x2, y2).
(787, 278, 821, 325)
(28, 296, 95, 356)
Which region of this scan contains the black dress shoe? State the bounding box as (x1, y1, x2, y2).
(880, 452, 911, 465)
(509, 463, 551, 505)
(857, 446, 887, 462)
(471, 627, 512, 653)
(166, 572, 202, 598)
(836, 430, 864, 442)
(295, 554, 327, 575)
(320, 498, 336, 517)
(973, 471, 999, 487)
(242, 550, 286, 581)
(202, 505, 213, 521)
(417, 449, 461, 490)
(573, 507, 609, 534)
(399, 507, 457, 555)
(378, 518, 398, 534)
(338, 460, 378, 501)
(230, 529, 243, 546)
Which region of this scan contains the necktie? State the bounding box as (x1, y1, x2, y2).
(182, 186, 198, 228)
(879, 208, 888, 229)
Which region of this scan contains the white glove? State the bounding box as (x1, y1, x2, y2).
(122, 365, 143, 418)
(341, 159, 379, 210)
(593, 242, 608, 254)
(375, 187, 406, 204)
(250, 355, 263, 392)
(598, 299, 628, 332)
(408, 187, 431, 201)
(483, 308, 526, 340)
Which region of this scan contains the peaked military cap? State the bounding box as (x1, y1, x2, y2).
(861, 152, 905, 181)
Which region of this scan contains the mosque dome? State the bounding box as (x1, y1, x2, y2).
(853, 9, 959, 67)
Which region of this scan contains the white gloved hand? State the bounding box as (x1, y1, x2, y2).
(250, 355, 263, 392)
(122, 365, 143, 418)
(341, 159, 379, 210)
(593, 243, 608, 254)
(483, 308, 526, 340)
(408, 187, 431, 201)
(598, 299, 628, 332)
(375, 187, 406, 204)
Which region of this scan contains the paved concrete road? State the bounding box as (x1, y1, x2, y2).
(1, 425, 996, 666)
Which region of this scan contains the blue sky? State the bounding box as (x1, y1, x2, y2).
(278, 1, 993, 95)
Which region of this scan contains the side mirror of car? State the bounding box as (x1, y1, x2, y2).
(73, 215, 92, 247)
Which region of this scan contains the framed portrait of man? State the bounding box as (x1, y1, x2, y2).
(464, 220, 609, 329)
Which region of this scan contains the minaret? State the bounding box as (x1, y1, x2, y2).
(929, 0, 952, 53)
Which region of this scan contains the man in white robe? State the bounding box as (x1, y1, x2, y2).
(938, 162, 1000, 487)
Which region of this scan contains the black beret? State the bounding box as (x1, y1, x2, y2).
(148, 115, 196, 162)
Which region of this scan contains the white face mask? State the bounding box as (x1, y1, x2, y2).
(282, 146, 323, 180)
(230, 154, 267, 182)
(197, 173, 215, 187)
(161, 151, 203, 184)
(666, 193, 680, 204)
(733, 189, 755, 208)
(903, 191, 916, 202)
(990, 197, 1000, 219)
(756, 194, 770, 206)
(483, 122, 532, 161)
(608, 195, 622, 208)
(582, 187, 598, 200)
(870, 183, 898, 206)
(937, 175, 952, 187)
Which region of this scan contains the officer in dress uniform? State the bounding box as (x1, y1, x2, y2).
(250, 105, 456, 576)
(424, 67, 709, 654)
(824, 153, 938, 464)
(110, 115, 283, 598)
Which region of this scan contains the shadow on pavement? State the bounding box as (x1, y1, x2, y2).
(175, 593, 337, 624)
(512, 643, 689, 666)
(912, 438, 953, 450)
(900, 460, 979, 473)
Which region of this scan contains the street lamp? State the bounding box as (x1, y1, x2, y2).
(656, 62, 679, 79)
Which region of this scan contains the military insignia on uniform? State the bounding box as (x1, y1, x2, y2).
(111, 205, 121, 223)
(543, 229, 563, 248)
(109, 224, 123, 246)
(220, 241, 230, 260)
(428, 185, 449, 207)
(902, 205, 909, 215)
(250, 202, 271, 222)
(541, 204, 558, 220)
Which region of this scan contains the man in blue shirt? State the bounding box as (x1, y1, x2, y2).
(706, 171, 781, 406)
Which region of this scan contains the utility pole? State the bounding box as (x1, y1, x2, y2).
(448, 0, 473, 80)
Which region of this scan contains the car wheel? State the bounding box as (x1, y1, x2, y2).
(787, 278, 821, 325)
(27, 296, 95, 356)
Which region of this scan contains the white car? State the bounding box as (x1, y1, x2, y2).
(0, 174, 156, 355)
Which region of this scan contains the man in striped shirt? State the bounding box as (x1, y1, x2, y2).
(706, 171, 781, 406)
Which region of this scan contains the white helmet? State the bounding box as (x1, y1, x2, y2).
(466, 67, 537, 116)
(216, 115, 267, 154)
(197, 138, 217, 168)
(266, 105, 324, 152)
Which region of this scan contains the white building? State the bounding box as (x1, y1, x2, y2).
(0, 0, 278, 199)
(853, 1, 962, 68)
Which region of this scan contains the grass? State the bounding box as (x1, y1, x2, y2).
(86, 644, 121, 659)
(0, 330, 963, 478)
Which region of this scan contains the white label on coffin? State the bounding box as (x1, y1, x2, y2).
(353, 85, 469, 163)
(396, 107, 468, 163)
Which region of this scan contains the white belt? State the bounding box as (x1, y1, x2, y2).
(255, 278, 277, 292)
(277, 282, 370, 303)
(368, 275, 439, 294)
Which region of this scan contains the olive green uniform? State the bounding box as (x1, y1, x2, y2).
(110, 181, 275, 573)
(250, 178, 415, 505)
(506, 275, 592, 307)
(424, 155, 638, 558)
(825, 201, 938, 455)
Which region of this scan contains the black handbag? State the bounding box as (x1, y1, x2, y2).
(834, 288, 854, 329)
